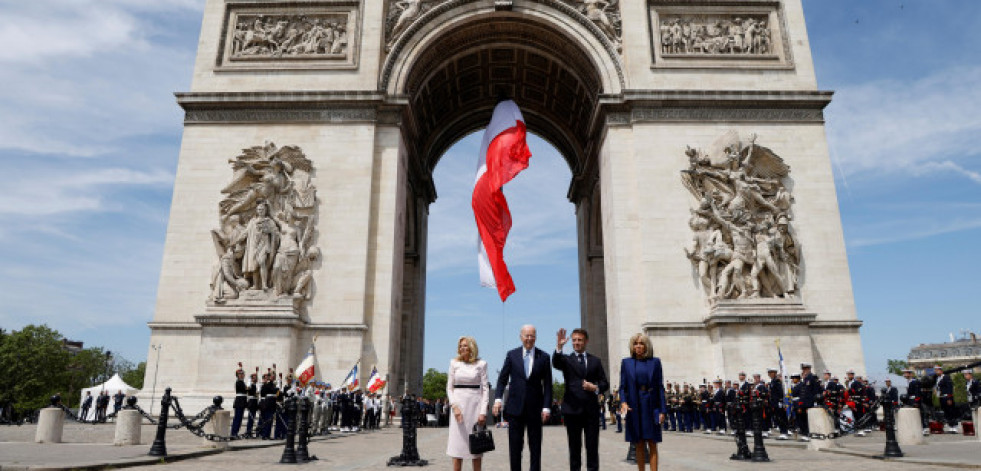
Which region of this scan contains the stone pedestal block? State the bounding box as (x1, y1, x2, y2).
(114, 410, 142, 445)
(202, 410, 231, 449)
(35, 407, 64, 443)
(805, 407, 839, 450)
(896, 407, 925, 446)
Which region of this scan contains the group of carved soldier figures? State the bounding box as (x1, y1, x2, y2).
(661, 15, 772, 56)
(231, 15, 349, 58)
(683, 133, 800, 301)
(229, 364, 390, 440)
(662, 363, 981, 441)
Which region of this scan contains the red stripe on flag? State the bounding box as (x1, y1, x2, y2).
(472, 121, 532, 301)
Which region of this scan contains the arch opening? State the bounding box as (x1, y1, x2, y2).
(391, 12, 610, 393)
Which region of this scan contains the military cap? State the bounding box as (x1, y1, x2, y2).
(790, 374, 801, 379)
(767, 367, 778, 373)
(846, 368, 855, 374)
(800, 362, 812, 369)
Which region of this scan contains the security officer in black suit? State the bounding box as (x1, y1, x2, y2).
(231, 363, 248, 435)
(552, 328, 609, 471)
(766, 368, 789, 439)
(934, 365, 958, 432)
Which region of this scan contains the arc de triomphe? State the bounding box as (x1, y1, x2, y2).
(144, 0, 865, 405)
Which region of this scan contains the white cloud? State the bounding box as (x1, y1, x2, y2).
(0, 168, 174, 216)
(848, 216, 981, 248)
(826, 65, 981, 183)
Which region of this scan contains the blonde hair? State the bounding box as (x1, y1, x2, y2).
(628, 333, 653, 360)
(455, 336, 479, 364)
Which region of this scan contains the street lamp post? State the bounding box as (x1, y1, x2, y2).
(150, 344, 162, 416)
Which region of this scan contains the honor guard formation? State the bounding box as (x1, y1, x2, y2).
(656, 362, 980, 442)
(230, 362, 389, 440)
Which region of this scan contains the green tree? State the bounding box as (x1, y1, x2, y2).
(953, 373, 967, 404)
(886, 359, 909, 376)
(121, 362, 147, 389)
(0, 325, 70, 411)
(64, 347, 112, 407)
(422, 368, 448, 400)
(552, 381, 565, 403)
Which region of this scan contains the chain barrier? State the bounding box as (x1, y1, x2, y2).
(56, 404, 119, 424)
(169, 397, 217, 432)
(169, 397, 282, 442)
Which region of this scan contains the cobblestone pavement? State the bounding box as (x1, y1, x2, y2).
(122, 426, 970, 471)
(1, 423, 976, 470)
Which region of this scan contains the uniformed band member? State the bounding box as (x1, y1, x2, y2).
(259, 372, 279, 439)
(882, 379, 899, 406)
(901, 368, 928, 433)
(231, 363, 248, 435)
(799, 362, 819, 441)
(724, 380, 737, 434)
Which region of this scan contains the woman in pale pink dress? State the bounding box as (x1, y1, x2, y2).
(446, 336, 490, 470)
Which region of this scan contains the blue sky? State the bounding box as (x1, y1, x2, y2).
(0, 0, 978, 386)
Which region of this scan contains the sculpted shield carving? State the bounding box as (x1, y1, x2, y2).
(209, 142, 320, 306)
(681, 132, 799, 302)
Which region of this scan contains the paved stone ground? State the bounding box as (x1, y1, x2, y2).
(1, 424, 977, 470)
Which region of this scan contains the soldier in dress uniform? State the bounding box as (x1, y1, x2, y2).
(736, 372, 751, 434)
(698, 384, 711, 433)
(710, 378, 726, 434)
(883, 379, 899, 408)
(821, 373, 844, 432)
(934, 365, 958, 433)
(766, 368, 789, 440)
(799, 362, 820, 441)
(965, 371, 980, 408)
(680, 384, 695, 432)
(231, 363, 248, 435)
(724, 379, 738, 434)
(901, 368, 928, 434)
(259, 372, 277, 439)
(665, 383, 678, 431)
(789, 373, 803, 439)
(848, 375, 869, 436)
(245, 370, 259, 436)
(752, 374, 770, 437)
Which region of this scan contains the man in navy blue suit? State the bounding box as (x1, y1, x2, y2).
(552, 328, 608, 471)
(494, 325, 553, 471)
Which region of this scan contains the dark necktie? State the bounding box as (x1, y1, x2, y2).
(577, 353, 585, 366)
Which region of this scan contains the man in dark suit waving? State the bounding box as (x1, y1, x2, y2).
(494, 325, 553, 471)
(552, 328, 608, 471)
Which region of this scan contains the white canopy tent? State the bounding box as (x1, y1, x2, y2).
(78, 374, 139, 420)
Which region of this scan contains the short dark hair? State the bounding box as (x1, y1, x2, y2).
(571, 328, 589, 340)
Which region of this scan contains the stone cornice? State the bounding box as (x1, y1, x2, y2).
(147, 322, 203, 331)
(601, 89, 832, 126)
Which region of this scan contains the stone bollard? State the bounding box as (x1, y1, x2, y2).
(114, 409, 143, 445)
(203, 410, 232, 450)
(805, 408, 839, 451)
(35, 407, 65, 444)
(896, 407, 926, 446)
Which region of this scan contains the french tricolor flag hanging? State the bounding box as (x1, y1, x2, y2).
(472, 100, 532, 302)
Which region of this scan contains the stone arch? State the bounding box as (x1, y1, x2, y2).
(381, 0, 625, 97)
(387, 3, 614, 391)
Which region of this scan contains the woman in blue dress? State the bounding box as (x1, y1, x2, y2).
(618, 333, 667, 471)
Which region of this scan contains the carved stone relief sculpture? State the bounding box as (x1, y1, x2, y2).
(576, 0, 622, 50)
(385, 0, 429, 51)
(209, 141, 320, 306)
(659, 14, 772, 56)
(217, 3, 361, 70)
(681, 131, 799, 302)
(231, 14, 351, 59)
